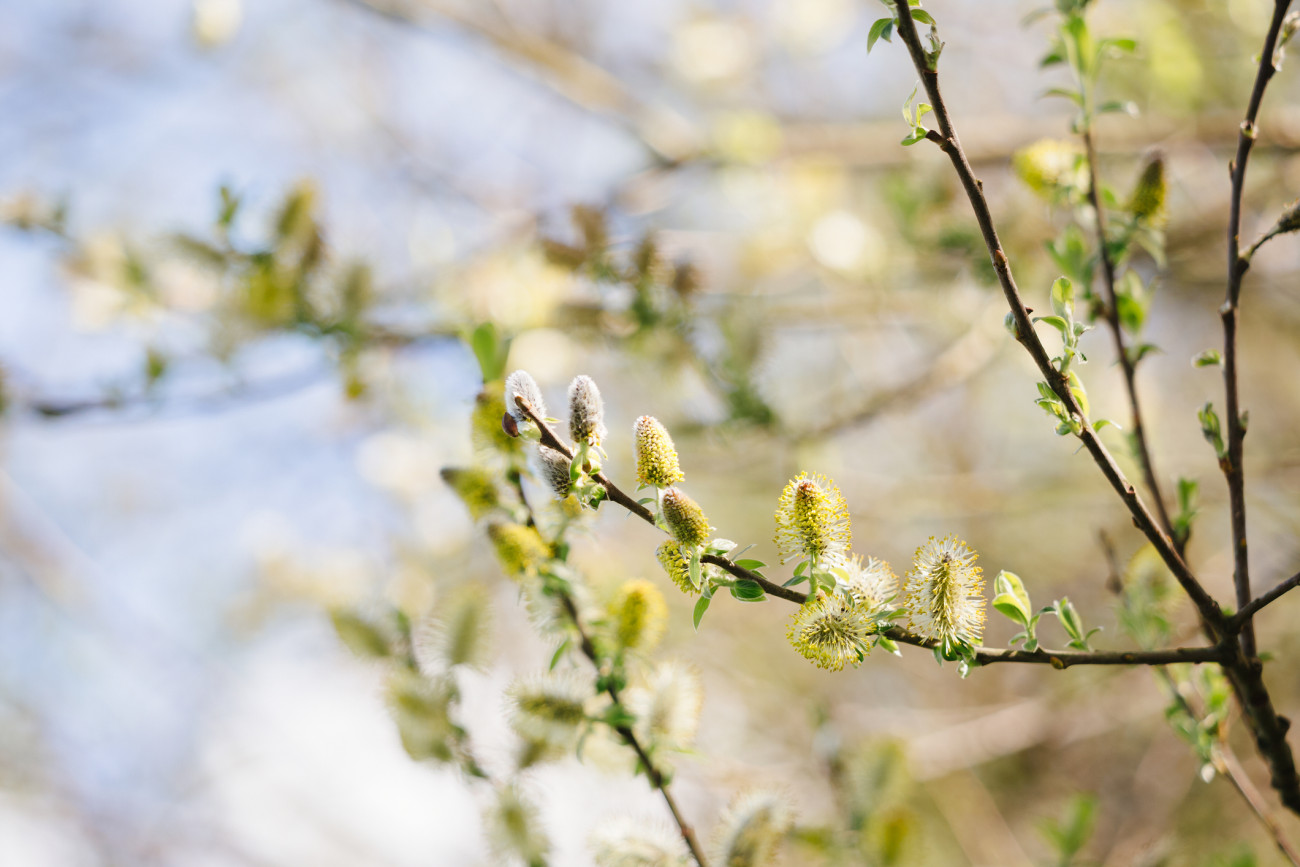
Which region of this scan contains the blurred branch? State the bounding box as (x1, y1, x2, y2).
(335, 0, 701, 165)
(510, 458, 708, 866)
(795, 296, 1004, 442)
(1221, 0, 1294, 660)
(9, 326, 458, 421)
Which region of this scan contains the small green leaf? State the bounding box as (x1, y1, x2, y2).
(994, 570, 1032, 616)
(734, 558, 767, 570)
(1192, 349, 1223, 368)
(868, 16, 893, 52)
(993, 595, 1030, 627)
(730, 579, 766, 601)
(1035, 314, 1070, 336)
(692, 594, 711, 631)
(549, 638, 571, 670)
(910, 8, 935, 25)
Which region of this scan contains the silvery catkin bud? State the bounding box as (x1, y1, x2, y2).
(568, 375, 606, 447)
(537, 446, 572, 499)
(504, 370, 547, 423)
(634, 415, 684, 488)
(662, 487, 710, 547)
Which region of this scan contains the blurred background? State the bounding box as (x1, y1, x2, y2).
(3, 0, 1300, 864)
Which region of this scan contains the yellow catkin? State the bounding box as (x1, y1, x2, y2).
(634, 415, 685, 488)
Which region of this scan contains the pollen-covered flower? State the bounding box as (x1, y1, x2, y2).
(485, 783, 551, 865)
(774, 472, 852, 567)
(590, 818, 691, 867)
(440, 466, 499, 520)
(506, 670, 592, 746)
(634, 416, 684, 488)
(787, 592, 877, 671)
(904, 535, 986, 652)
(662, 487, 711, 548)
(839, 554, 898, 611)
(538, 445, 573, 499)
(569, 374, 607, 447)
(609, 579, 668, 652)
(711, 790, 792, 867)
(1012, 138, 1085, 200)
(487, 522, 550, 576)
(505, 369, 548, 423)
(655, 540, 696, 594)
(626, 661, 702, 750)
(1128, 153, 1166, 225)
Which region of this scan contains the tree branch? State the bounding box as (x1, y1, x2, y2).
(1080, 128, 1177, 551)
(515, 394, 1226, 671)
(1234, 570, 1300, 629)
(888, 0, 1300, 815)
(1221, 0, 1294, 659)
(556, 591, 709, 867)
(890, 3, 1222, 632)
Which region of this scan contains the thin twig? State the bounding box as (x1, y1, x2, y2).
(1219, 740, 1300, 866)
(888, 2, 1222, 631)
(511, 450, 708, 867)
(887, 0, 1300, 815)
(1234, 570, 1300, 629)
(515, 395, 1226, 671)
(1080, 128, 1177, 550)
(556, 592, 710, 867)
(1221, 0, 1294, 660)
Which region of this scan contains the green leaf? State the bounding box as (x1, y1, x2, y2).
(994, 571, 1032, 617)
(868, 16, 893, 52)
(910, 8, 935, 25)
(1042, 86, 1084, 106)
(730, 579, 766, 601)
(692, 594, 711, 631)
(1192, 349, 1223, 368)
(734, 558, 767, 570)
(688, 551, 702, 591)
(1034, 315, 1070, 337)
(549, 638, 571, 670)
(1050, 276, 1074, 318)
(1092, 418, 1121, 432)
(993, 595, 1030, 627)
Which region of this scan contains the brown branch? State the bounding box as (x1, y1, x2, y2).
(890, 3, 1222, 632)
(1234, 570, 1300, 629)
(556, 591, 709, 867)
(1080, 128, 1177, 551)
(1221, 0, 1294, 660)
(510, 452, 707, 866)
(335, 0, 699, 166)
(888, 0, 1300, 816)
(516, 393, 1227, 671)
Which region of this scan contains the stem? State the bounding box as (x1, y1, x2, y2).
(888, 0, 1300, 816)
(891, 5, 1221, 631)
(508, 443, 708, 866)
(517, 395, 1223, 670)
(556, 592, 710, 867)
(1234, 570, 1300, 629)
(1221, 0, 1293, 660)
(1079, 128, 1177, 551)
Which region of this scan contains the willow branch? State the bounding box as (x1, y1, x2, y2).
(888, 2, 1221, 632)
(556, 591, 709, 867)
(1234, 570, 1300, 629)
(515, 395, 1225, 671)
(1221, 0, 1293, 659)
(1080, 128, 1177, 550)
(510, 451, 708, 866)
(888, 1, 1300, 814)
